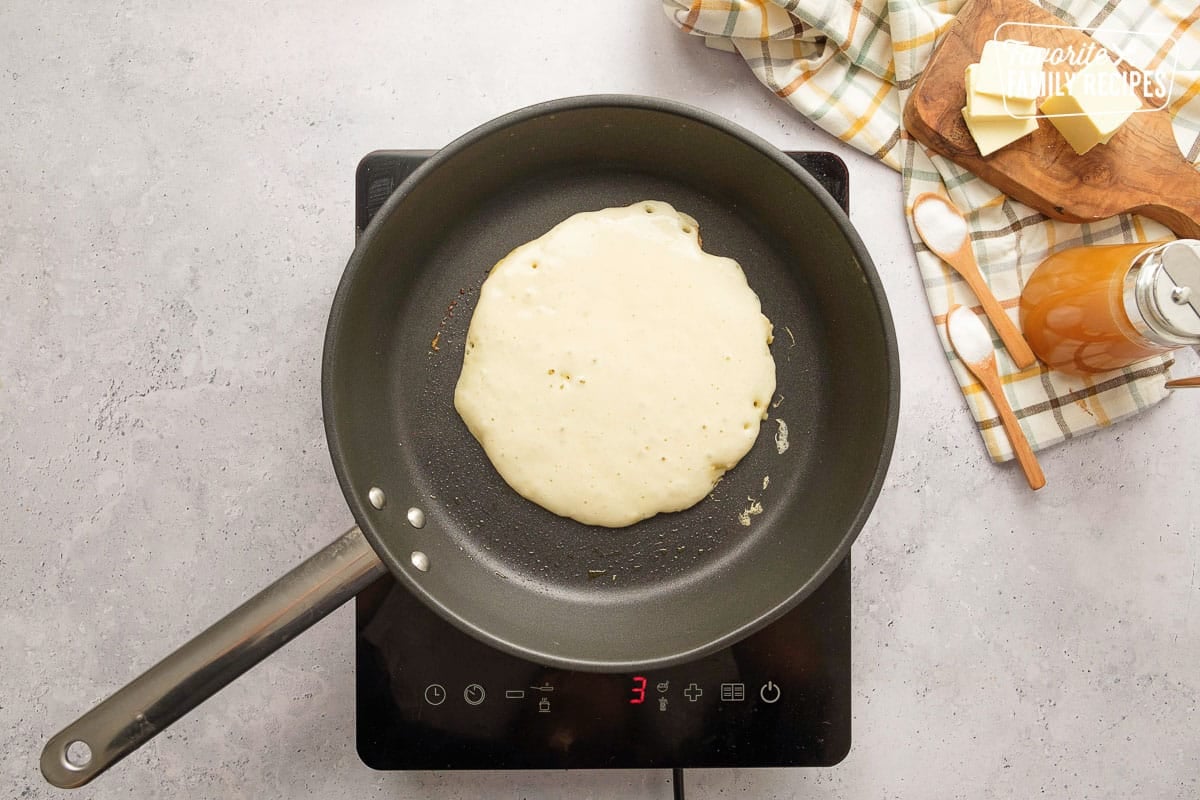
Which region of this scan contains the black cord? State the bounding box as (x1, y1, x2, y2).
(672, 767, 685, 800)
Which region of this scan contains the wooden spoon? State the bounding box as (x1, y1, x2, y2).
(1164, 348, 1200, 388)
(946, 304, 1046, 490)
(913, 192, 1037, 369)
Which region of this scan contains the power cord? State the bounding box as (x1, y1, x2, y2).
(672, 767, 686, 800)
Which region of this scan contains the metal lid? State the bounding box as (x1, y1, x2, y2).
(1131, 240, 1200, 345)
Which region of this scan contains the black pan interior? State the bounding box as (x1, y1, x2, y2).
(322, 97, 897, 671)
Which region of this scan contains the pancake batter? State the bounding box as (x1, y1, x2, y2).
(454, 201, 776, 527)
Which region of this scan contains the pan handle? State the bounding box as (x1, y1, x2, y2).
(40, 526, 386, 789)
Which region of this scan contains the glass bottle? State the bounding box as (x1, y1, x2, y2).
(1019, 240, 1200, 375)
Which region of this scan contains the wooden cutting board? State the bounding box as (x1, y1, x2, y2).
(904, 0, 1200, 238)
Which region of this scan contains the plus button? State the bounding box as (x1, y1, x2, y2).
(683, 683, 703, 702)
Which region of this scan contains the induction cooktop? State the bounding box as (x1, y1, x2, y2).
(354, 150, 852, 772)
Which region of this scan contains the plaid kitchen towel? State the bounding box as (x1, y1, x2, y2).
(663, 0, 1200, 462)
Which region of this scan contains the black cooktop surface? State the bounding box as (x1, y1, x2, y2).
(354, 150, 852, 771)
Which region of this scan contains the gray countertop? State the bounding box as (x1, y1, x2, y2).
(3, 1, 1198, 798)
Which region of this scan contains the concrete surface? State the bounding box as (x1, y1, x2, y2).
(2, 1, 1197, 798)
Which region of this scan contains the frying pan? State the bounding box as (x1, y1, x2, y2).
(41, 95, 899, 788)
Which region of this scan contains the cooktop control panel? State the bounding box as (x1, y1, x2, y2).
(356, 558, 850, 770)
(354, 150, 852, 770)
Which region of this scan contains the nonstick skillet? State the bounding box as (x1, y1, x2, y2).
(42, 95, 899, 788)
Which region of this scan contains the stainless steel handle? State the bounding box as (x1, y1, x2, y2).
(41, 526, 386, 788)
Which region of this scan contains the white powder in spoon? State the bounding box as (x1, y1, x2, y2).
(947, 306, 995, 364)
(914, 196, 968, 255)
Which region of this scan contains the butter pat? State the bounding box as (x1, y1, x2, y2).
(959, 40, 1049, 155)
(966, 63, 1037, 120)
(973, 40, 1049, 101)
(962, 106, 1039, 156)
(1040, 53, 1142, 154)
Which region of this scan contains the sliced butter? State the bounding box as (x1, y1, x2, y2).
(1040, 52, 1142, 155)
(962, 106, 1039, 156)
(966, 64, 1038, 120)
(973, 40, 1048, 101)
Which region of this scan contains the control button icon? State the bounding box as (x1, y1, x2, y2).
(464, 684, 486, 706)
(504, 689, 526, 699)
(759, 681, 781, 704)
(683, 683, 703, 702)
(424, 684, 447, 706)
(720, 683, 746, 702)
(656, 681, 670, 694)
(530, 683, 554, 693)
(659, 697, 669, 711)
(538, 697, 551, 713)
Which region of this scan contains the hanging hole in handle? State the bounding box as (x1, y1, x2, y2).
(63, 740, 93, 771)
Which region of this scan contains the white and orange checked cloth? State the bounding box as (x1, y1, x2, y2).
(663, 0, 1200, 462)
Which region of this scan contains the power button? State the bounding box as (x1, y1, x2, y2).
(759, 681, 781, 704)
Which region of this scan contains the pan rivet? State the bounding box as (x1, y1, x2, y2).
(411, 550, 430, 572)
(367, 487, 386, 509)
(407, 507, 426, 528)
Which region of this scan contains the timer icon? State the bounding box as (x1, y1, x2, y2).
(423, 684, 447, 706)
(464, 683, 487, 706)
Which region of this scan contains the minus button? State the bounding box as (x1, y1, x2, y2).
(505, 689, 526, 699)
